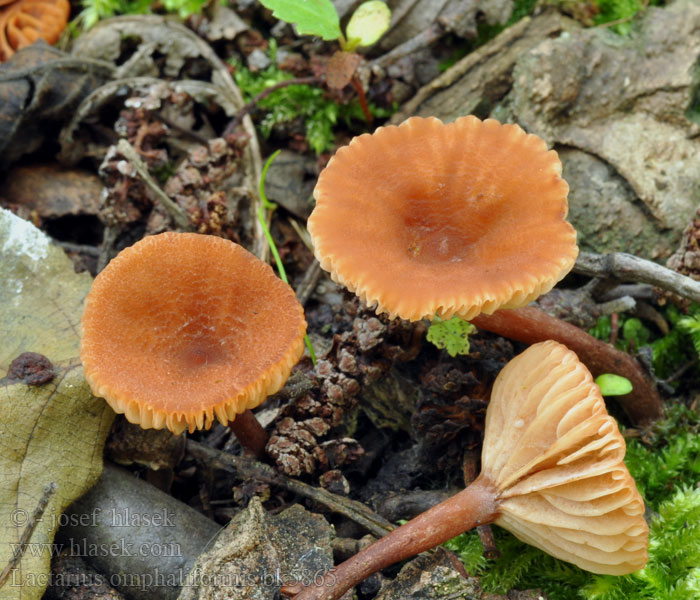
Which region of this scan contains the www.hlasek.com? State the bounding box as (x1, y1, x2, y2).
(9, 538, 182, 560)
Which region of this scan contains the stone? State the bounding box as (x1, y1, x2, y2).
(401, 2, 700, 258)
(177, 498, 333, 600)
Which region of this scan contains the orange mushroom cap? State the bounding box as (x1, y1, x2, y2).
(80, 233, 307, 435)
(308, 116, 578, 321)
(483, 340, 649, 574)
(0, 0, 69, 62)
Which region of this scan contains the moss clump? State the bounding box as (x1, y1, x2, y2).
(230, 44, 391, 155)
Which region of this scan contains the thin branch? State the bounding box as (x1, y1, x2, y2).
(574, 251, 700, 304)
(0, 483, 57, 589)
(223, 76, 322, 138)
(295, 261, 323, 308)
(471, 306, 664, 425)
(53, 241, 101, 257)
(116, 139, 192, 230)
(369, 23, 444, 71)
(187, 440, 394, 538)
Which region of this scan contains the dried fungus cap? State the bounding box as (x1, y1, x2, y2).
(0, 0, 69, 61)
(308, 116, 578, 321)
(80, 233, 307, 435)
(482, 341, 648, 575)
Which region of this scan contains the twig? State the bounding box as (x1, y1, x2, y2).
(116, 139, 191, 230)
(0, 57, 115, 83)
(53, 241, 101, 257)
(471, 306, 664, 425)
(97, 225, 119, 273)
(153, 112, 209, 145)
(476, 525, 500, 560)
(574, 251, 700, 305)
(370, 23, 444, 71)
(295, 261, 323, 308)
(223, 77, 322, 138)
(0, 483, 57, 589)
(390, 17, 531, 124)
(187, 440, 394, 538)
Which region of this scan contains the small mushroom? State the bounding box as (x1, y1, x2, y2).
(0, 0, 70, 61)
(307, 116, 662, 424)
(282, 341, 649, 600)
(308, 116, 578, 321)
(80, 233, 307, 453)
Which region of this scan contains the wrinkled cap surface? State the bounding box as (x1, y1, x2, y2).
(80, 233, 307, 435)
(308, 116, 578, 321)
(483, 341, 649, 575)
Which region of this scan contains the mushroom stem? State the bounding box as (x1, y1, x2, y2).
(280, 475, 498, 600)
(228, 409, 269, 458)
(470, 306, 663, 424)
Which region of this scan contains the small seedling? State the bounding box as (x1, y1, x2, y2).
(258, 0, 391, 119)
(595, 373, 633, 396)
(426, 316, 476, 357)
(258, 0, 391, 51)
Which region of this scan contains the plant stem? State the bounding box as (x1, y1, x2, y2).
(258, 152, 317, 365)
(471, 306, 664, 424)
(228, 409, 269, 459)
(351, 75, 373, 123)
(280, 475, 498, 600)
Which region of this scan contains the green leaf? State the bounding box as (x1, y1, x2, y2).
(258, 0, 342, 41)
(595, 373, 633, 396)
(345, 1, 391, 49)
(426, 316, 476, 357)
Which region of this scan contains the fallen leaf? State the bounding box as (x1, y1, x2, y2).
(0, 208, 114, 600)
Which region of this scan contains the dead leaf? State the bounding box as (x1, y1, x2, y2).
(325, 51, 361, 90)
(0, 208, 114, 599)
(0, 164, 102, 220)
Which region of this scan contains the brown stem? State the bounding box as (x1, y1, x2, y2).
(476, 525, 500, 560)
(280, 475, 498, 600)
(228, 409, 269, 459)
(471, 306, 664, 425)
(351, 75, 373, 124)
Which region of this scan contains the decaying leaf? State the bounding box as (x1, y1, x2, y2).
(0, 208, 114, 599)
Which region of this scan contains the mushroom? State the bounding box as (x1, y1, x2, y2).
(0, 0, 69, 61)
(308, 115, 578, 322)
(80, 232, 307, 454)
(282, 341, 649, 600)
(307, 115, 662, 424)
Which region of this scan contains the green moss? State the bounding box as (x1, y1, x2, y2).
(593, 0, 664, 35)
(589, 305, 700, 381)
(230, 47, 391, 154)
(79, 0, 207, 29)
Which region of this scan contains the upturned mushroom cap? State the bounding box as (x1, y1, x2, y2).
(0, 0, 70, 61)
(308, 116, 578, 321)
(80, 233, 307, 435)
(482, 340, 648, 574)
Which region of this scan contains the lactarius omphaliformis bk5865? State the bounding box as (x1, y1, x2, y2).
(282, 341, 649, 600)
